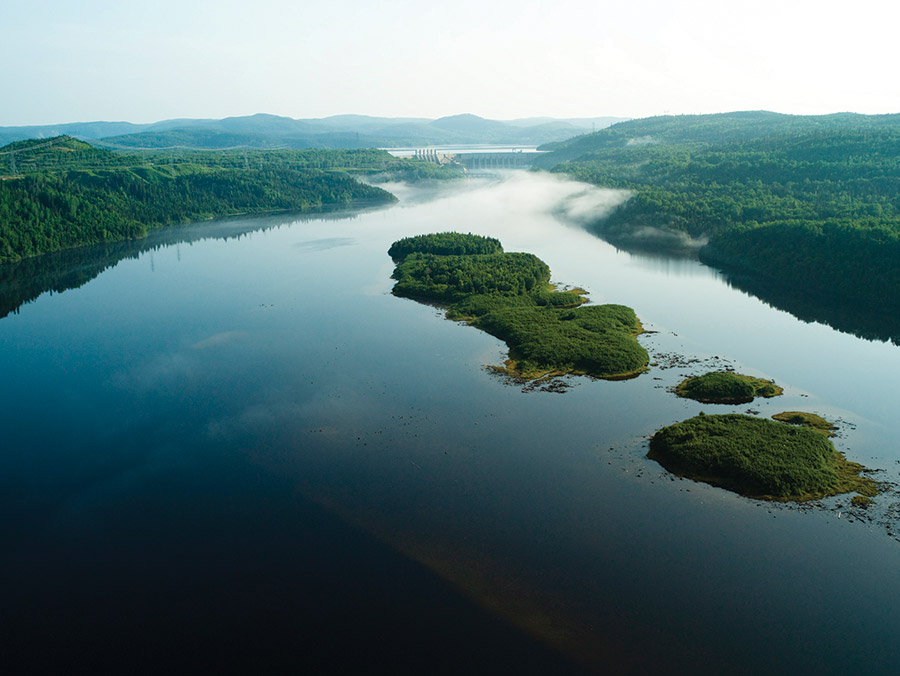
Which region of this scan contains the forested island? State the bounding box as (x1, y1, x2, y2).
(536, 112, 900, 321)
(389, 232, 649, 379)
(0, 136, 461, 264)
(675, 371, 782, 404)
(650, 413, 877, 502)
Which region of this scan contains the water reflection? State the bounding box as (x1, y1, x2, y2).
(0, 203, 387, 321)
(718, 270, 900, 345)
(2, 173, 900, 675)
(584, 223, 900, 344)
(624, 248, 718, 279)
(293, 236, 357, 251)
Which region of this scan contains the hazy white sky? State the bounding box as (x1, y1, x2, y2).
(2, 0, 898, 125)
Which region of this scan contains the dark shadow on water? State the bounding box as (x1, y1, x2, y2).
(1, 460, 592, 676)
(717, 270, 900, 345)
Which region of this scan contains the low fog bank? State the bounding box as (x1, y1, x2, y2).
(478, 172, 708, 256)
(383, 171, 708, 257)
(604, 225, 709, 254)
(528, 173, 708, 255)
(458, 171, 632, 226)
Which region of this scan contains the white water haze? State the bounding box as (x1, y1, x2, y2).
(388, 172, 713, 253)
(402, 172, 632, 229)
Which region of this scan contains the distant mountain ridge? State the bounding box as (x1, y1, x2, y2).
(0, 113, 628, 149)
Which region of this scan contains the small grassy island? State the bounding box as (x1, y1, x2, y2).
(389, 232, 649, 379)
(649, 413, 877, 501)
(675, 371, 783, 404)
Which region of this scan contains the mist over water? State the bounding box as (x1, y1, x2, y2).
(1, 172, 899, 675)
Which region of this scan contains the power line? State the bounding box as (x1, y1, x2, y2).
(0, 136, 69, 156)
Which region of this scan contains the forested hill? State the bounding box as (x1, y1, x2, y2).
(0, 136, 404, 264)
(0, 112, 628, 149)
(538, 112, 900, 325)
(534, 111, 900, 165)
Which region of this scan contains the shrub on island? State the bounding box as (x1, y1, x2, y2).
(675, 371, 782, 404)
(649, 413, 877, 501)
(771, 411, 837, 436)
(473, 304, 646, 379)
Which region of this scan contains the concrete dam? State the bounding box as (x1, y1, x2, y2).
(395, 146, 545, 171)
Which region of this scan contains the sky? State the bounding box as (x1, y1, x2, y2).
(2, 0, 899, 126)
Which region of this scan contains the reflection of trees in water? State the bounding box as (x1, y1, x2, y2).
(10, 202, 896, 346)
(720, 271, 900, 346)
(0, 205, 373, 320)
(592, 226, 900, 346)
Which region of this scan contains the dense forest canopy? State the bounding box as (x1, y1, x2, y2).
(537, 112, 900, 313)
(0, 136, 440, 264)
(388, 232, 502, 260)
(0, 135, 460, 178)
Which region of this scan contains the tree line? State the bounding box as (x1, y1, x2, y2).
(0, 137, 400, 264)
(542, 113, 900, 310)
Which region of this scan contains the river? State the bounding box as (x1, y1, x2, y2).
(2, 172, 898, 675)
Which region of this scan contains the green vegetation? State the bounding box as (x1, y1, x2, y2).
(392, 252, 550, 303)
(537, 112, 900, 313)
(374, 160, 466, 183)
(771, 411, 837, 436)
(473, 302, 647, 379)
(0, 136, 405, 264)
(1, 136, 402, 175)
(389, 233, 649, 379)
(675, 371, 782, 404)
(649, 413, 878, 501)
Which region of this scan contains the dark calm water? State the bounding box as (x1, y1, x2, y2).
(2, 173, 899, 675)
